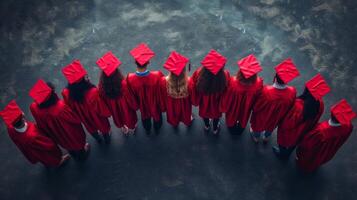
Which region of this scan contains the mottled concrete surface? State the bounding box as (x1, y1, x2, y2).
(0, 0, 356, 199)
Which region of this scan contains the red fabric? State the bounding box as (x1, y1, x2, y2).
(29, 79, 52, 104)
(30, 99, 86, 151)
(250, 85, 296, 132)
(129, 43, 155, 66)
(7, 122, 62, 167)
(219, 76, 263, 128)
(126, 71, 164, 121)
(62, 60, 87, 84)
(163, 51, 189, 76)
(277, 99, 324, 147)
(62, 87, 111, 134)
(0, 100, 22, 126)
(98, 80, 138, 129)
(237, 54, 262, 79)
(296, 121, 353, 172)
(159, 77, 192, 126)
(191, 67, 230, 118)
(201, 50, 227, 75)
(305, 74, 330, 100)
(331, 99, 356, 125)
(274, 58, 300, 84)
(96, 51, 122, 76)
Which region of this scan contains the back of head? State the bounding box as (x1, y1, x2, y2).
(274, 74, 285, 85)
(38, 82, 59, 109)
(299, 88, 320, 121)
(196, 67, 227, 94)
(66, 77, 95, 102)
(136, 61, 149, 69)
(167, 70, 188, 98)
(99, 69, 124, 99)
(237, 71, 257, 85)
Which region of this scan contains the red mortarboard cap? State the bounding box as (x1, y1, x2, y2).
(201, 49, 227, 75)
(305, 74, 331, 100)
(0, 100, 23, 126)
(163, 51, 189, 76)
(29, 79, 52, 104)
(274, 58, 300, 84)
(96, 51, 122, 76)
(331, 99, 356, 125)
(237, 54, 262, 78)
(129, 43, 155, 66)
(62, 60, 87, 84)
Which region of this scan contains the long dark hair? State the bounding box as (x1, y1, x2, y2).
(98, 69, 124, 99)
(38, 82, 59, 108)
(196, 67, 228, 94)
(298, 88, 320, 121)
(237, 71, 257, 85)
(66, 77, 95, 102)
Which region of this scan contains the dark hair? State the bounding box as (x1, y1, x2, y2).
(274, 74, 285, 85)
(298, 88, 320, 121)
(98, 69, 124, 99)
(136, 61, 149, 69)
(66, 78, 95, 102)
(196, 67, 228, 94)
(38, 82, 59, 108)
(237, 71, 257, 85)
(13, 115, 24, 128)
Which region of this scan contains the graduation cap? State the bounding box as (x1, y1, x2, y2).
(274, 58, 300, 84)
(0, 100, 23, 126)
(29, 79, 52, 104)
(96, 51, 122, 76)
(163, 51, 189, 76)
(62, 60, 87, 84)
(305, 74, 331, 100)
(130, 43, 155, 66)
(201, 49, 227, 75)
(331, 99, 356, 125)
(237, 54, 262, 78)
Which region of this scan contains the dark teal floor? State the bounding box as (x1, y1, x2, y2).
(0, 0, 356, 199)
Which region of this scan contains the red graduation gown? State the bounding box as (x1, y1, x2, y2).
(219, 76, 263, 128)
(159, 76, 192, 126)
(277, 99, 324, 147)
(250, 85, 296, 132)
(98, 80, 138, 129)
(30, 100, 86, 151)
(62, 87, 111, 134)
(126, 71, 164, 121)
(191, 67, 230, 119)
(7, 122, 62, 167)
(296, 121, 353, 172)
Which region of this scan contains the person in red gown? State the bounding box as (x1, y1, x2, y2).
(273, 74, 330, 159)
(159, 51, 193, 128)
(220, 54, 263, 134)
(29, 79, 90, 160)
(296, 99, 355, 172)
(191, 49, 230, 134)
(61, 60, 112, 144)
(0, 100, 70, 167)
(96, 51, 138, 134)
(126, 43, 164, 131)
(250, 58, 300, 143)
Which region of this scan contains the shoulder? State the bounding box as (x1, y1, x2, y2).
(127, 72, 136, 80)
(151, 70, 164, 77)
(62, 88, 69, 96)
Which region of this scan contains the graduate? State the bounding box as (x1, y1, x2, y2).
(96, 51, 138, 134)
(250, 58, 299, 143)
(191, 49, 230, 134)
(0, 100, 70, 167)
(62, 60, 112, 144)
(159, 51, 193, 127)
(273, 74, 330, 159)
(127, 43, 164, 131)
(29, 80, 90, 160)
(296, 99, 355, 172)
(219, 54, 263, 134)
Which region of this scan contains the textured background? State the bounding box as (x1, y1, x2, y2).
(0, 0, 356, 199)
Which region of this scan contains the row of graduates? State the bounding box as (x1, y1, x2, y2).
(0, 43, 356, 172)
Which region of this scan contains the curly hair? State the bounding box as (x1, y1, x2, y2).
(166, 69, 189, 98)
